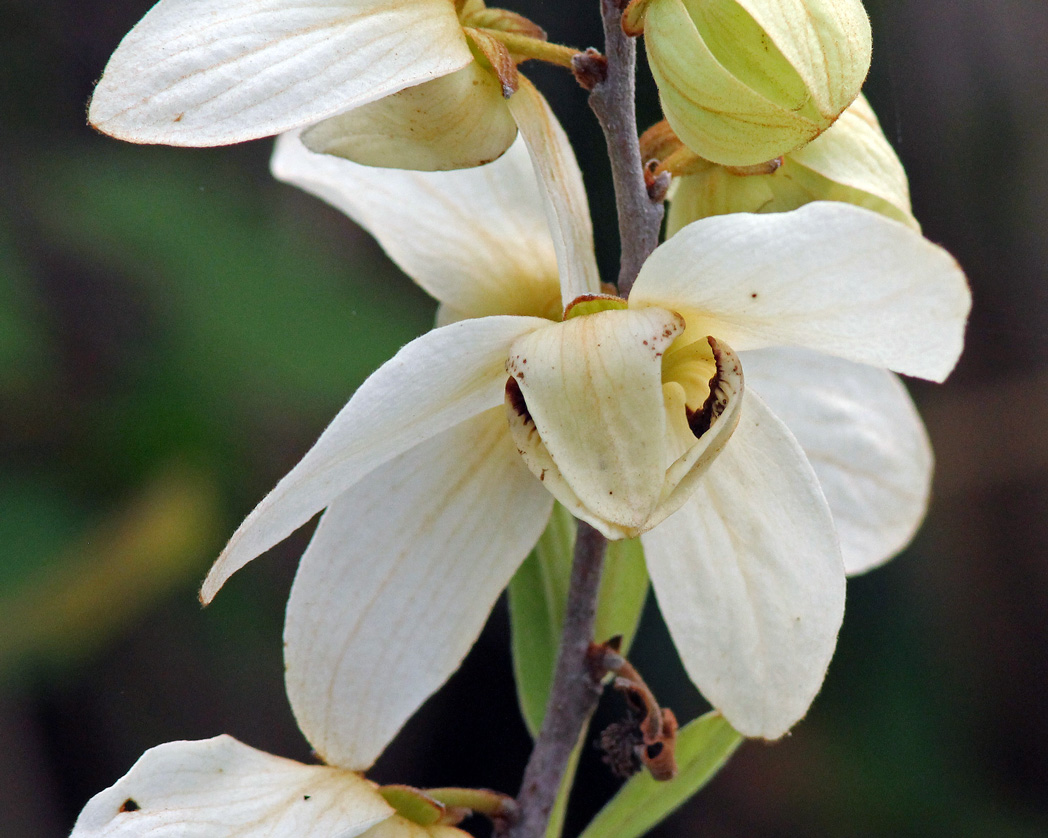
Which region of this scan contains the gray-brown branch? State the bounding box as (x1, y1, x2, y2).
(503, 521, 608, 838)
(587, 0, 664, 296)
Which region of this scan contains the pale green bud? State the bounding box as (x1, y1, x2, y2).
(663, 95, 918, 236)
(632, 0, 872, 167)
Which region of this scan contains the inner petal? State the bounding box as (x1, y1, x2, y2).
(506, 308, 684, 531)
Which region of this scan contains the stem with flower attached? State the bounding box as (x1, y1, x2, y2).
(504, 3, 663, 837)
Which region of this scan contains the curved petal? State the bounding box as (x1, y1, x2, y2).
(734, 0, 871, 118)
(271, 133, 561, 320)
(744, 347, 933, 575)
(506, 76, 601, 306)
(642, 391, 845, 739)
(300, 61, 517, 171)
(70, 736, 393, 838)
(202, 316, 548, 602)
(284, 409, 552, 769)
(630, 202, 970, 382)
(790, 95, 917, 229)
(88, 0, 473, 146)
(507, 308, 682, 534)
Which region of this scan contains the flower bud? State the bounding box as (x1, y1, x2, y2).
(634, 0, 872, 167)
(663, 96, 918, 235)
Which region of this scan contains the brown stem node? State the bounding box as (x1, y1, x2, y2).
(572, 48, 608, 91)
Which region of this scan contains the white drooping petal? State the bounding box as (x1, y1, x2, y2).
(285, 409, 552, 770)
(743, 347, 933, 575)
(70, 736, 393, 838)
(506, 77, 601, 307)
(88, 0, 473, 146)
(641, 391, 845, 739)
(300, 61, 517, 171)
(507, 308, 683, 534)
(630, 202, 970, 382)
(272, 134, 560, 320)
(202, 316, 548, 602)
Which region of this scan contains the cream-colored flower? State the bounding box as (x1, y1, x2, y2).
(189, 121, 968, 745)
(70, 735, 479, 837)
(88, 0, 571, 171)
(624, 0, 872, 167)
(658, 95, 918, 235)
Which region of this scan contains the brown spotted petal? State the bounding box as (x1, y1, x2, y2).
(504, 308, 741, 539)
(646, 336, 744, 531)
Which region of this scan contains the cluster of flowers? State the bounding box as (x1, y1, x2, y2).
(73, 0, 970, 835)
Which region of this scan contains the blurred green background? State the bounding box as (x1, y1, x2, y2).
(2, 1, 1047, 835)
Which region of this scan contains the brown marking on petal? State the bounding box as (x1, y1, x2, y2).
(751, 292, 758, 298)
(505, 376, 534, 426)
(119, 799, 141, 813)
(173, 112, 184, 122)
(687, 336, 736, 438)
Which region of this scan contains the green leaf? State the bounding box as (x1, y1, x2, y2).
(578, 712, 744, 838)
(508, 504, 651, 737)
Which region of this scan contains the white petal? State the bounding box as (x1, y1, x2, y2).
(70, 736, 393, 838)
(642, 391, 845, 739)
(790, 94, 917, 229)
(271, 133, 561, 320)
(507, 309, 683, 534)
(284, 409, 552, 769)
(743, 347, 932, 575)
(300, 61, 517, 171)
(88, 0, 472, 146)
(630, 202, 970, 382)
(202, 316, 548, 602)
(506, 76, 601, 307)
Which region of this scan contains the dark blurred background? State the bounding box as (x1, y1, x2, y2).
(2, 1, 1046, 836)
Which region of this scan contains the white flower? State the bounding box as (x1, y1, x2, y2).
(198, 124, 968, 745)
(70, 735, 474, 837)
(87, 0, 567, 171)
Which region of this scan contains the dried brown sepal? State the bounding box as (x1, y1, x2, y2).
(639, 120, 682, 165)
(465, 28, 520, 97)
(571, 48, 608, 91)
(598, 719, 644, 778)
(589, 640, 679, 781)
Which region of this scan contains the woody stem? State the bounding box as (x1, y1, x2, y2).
(503, 521, 608, 838)
(587, 0, 664, 296)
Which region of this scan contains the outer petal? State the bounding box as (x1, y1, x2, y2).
(641, 391, 845, 739)
(271, 134, 560, 320)
(743, 347, 933, 575)
(506, 76, 601, 306)
(300, 61, 517, 171)
(507, 308, 683, 534)
(733, 0, 871, 118)
(88, 0, 473, 146)
(790, 95, 916, 229)
(70, 736, 393, 838)
(284, 409, 553, 769)
(630, 202, 970, 382)
(201, 316, 548, 602)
